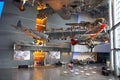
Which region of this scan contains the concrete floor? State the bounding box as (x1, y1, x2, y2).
(0, 64, 119, 80)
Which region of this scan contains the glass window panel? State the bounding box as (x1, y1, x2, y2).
(115, 27, 120, 48)
(115, 50, 120, 75)
(110, 31, 114, 49)
(114, 0, 120, 24)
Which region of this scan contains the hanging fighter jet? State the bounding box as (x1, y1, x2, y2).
(68, 18, 109, 45)
(11, 20, 49, 41)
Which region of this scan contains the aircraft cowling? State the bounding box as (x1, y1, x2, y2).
(71, 39, 78, 45)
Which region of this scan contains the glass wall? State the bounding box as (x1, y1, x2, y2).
(111, 0, 120, 76)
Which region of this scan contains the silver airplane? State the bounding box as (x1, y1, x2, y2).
(11, 20, 49, 40)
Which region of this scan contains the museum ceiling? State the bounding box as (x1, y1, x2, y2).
(13, 0, 109, 19)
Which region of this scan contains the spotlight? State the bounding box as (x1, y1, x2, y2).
(19, 5, 25, 11)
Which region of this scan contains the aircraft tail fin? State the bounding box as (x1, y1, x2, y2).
(11, 20, 23, 29)
(17, 20, 22, 27)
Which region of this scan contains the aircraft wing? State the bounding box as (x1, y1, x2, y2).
(30, 29, 49, 40)
(76, 23, 107, 38)
(11, 24, 49, 40)
(74, 32, 109, 45)
(65, 22, 91, 26)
